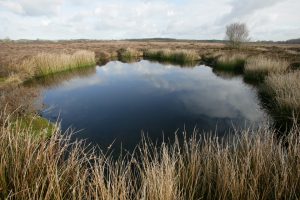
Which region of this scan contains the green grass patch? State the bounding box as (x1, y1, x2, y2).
(12, 115, 57, 138)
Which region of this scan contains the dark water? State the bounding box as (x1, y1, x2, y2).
(38, 60, 268, 150)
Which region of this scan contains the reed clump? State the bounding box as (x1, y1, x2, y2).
(215, 53, 247, 72)
(263, 71, 300, 120)
(1, 114, 300, 200)
(144, 49, 199, 63)
(244, 56, 289, 81)
(10, 50, 96, 80)
(34, 50, 96, 77)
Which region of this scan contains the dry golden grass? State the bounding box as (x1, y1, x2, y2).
(33, 50, 96, 77)
(138, 141, 180, 200)
(244, 56, 289, 81)
(1, 114, 300, 200)
(264, 71, 300, 117)
(7, 50, 95, 80)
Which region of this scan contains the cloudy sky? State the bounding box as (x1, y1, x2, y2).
(0, 0, 299, 41)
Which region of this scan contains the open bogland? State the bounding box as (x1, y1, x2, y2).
(0, 40, 300, 199)
(1, 116, 300, 200)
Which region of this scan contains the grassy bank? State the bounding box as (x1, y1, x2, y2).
(201, 52, 298, 126)
(1, 116, 300, 199)
(143, 49, 199, 64)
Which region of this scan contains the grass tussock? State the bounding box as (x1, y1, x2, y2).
(215, 53, 247, 72)
(244, 56, 289, 81)
(10, 50, 96, 80)
(144, 49, 199, 63)
(1, 115, 300, 199)
(263, 71, 300, 120)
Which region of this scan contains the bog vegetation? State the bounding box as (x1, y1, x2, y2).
(1, 40, 300, 199)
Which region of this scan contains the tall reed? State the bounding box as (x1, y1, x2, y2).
(263, 71, 300, 120)
(34, 50, 96, 77)
(11, 50, 96, 80)
(1, 114, 300, 199)
(244, 56, 289, 81)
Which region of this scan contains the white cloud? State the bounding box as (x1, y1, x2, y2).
(0, 0, 63, 16)
(0, 0, 299, 40)
(0, 1, 23, 14)
(220, 0, 283, 23)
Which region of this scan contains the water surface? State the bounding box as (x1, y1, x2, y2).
(38, 60, 268, 150)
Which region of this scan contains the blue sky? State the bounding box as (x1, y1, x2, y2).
(0, 0, 299, 40)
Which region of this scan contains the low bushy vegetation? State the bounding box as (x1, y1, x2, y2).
(1, 115, 300, 199)
(244, 56, 289, 81)
(215, 53, 247, 72)
(143, 49, 199, 63)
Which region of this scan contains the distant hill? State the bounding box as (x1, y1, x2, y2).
(125, 38, 225, 43)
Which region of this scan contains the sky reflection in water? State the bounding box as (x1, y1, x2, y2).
(41, 60, 268, 150)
